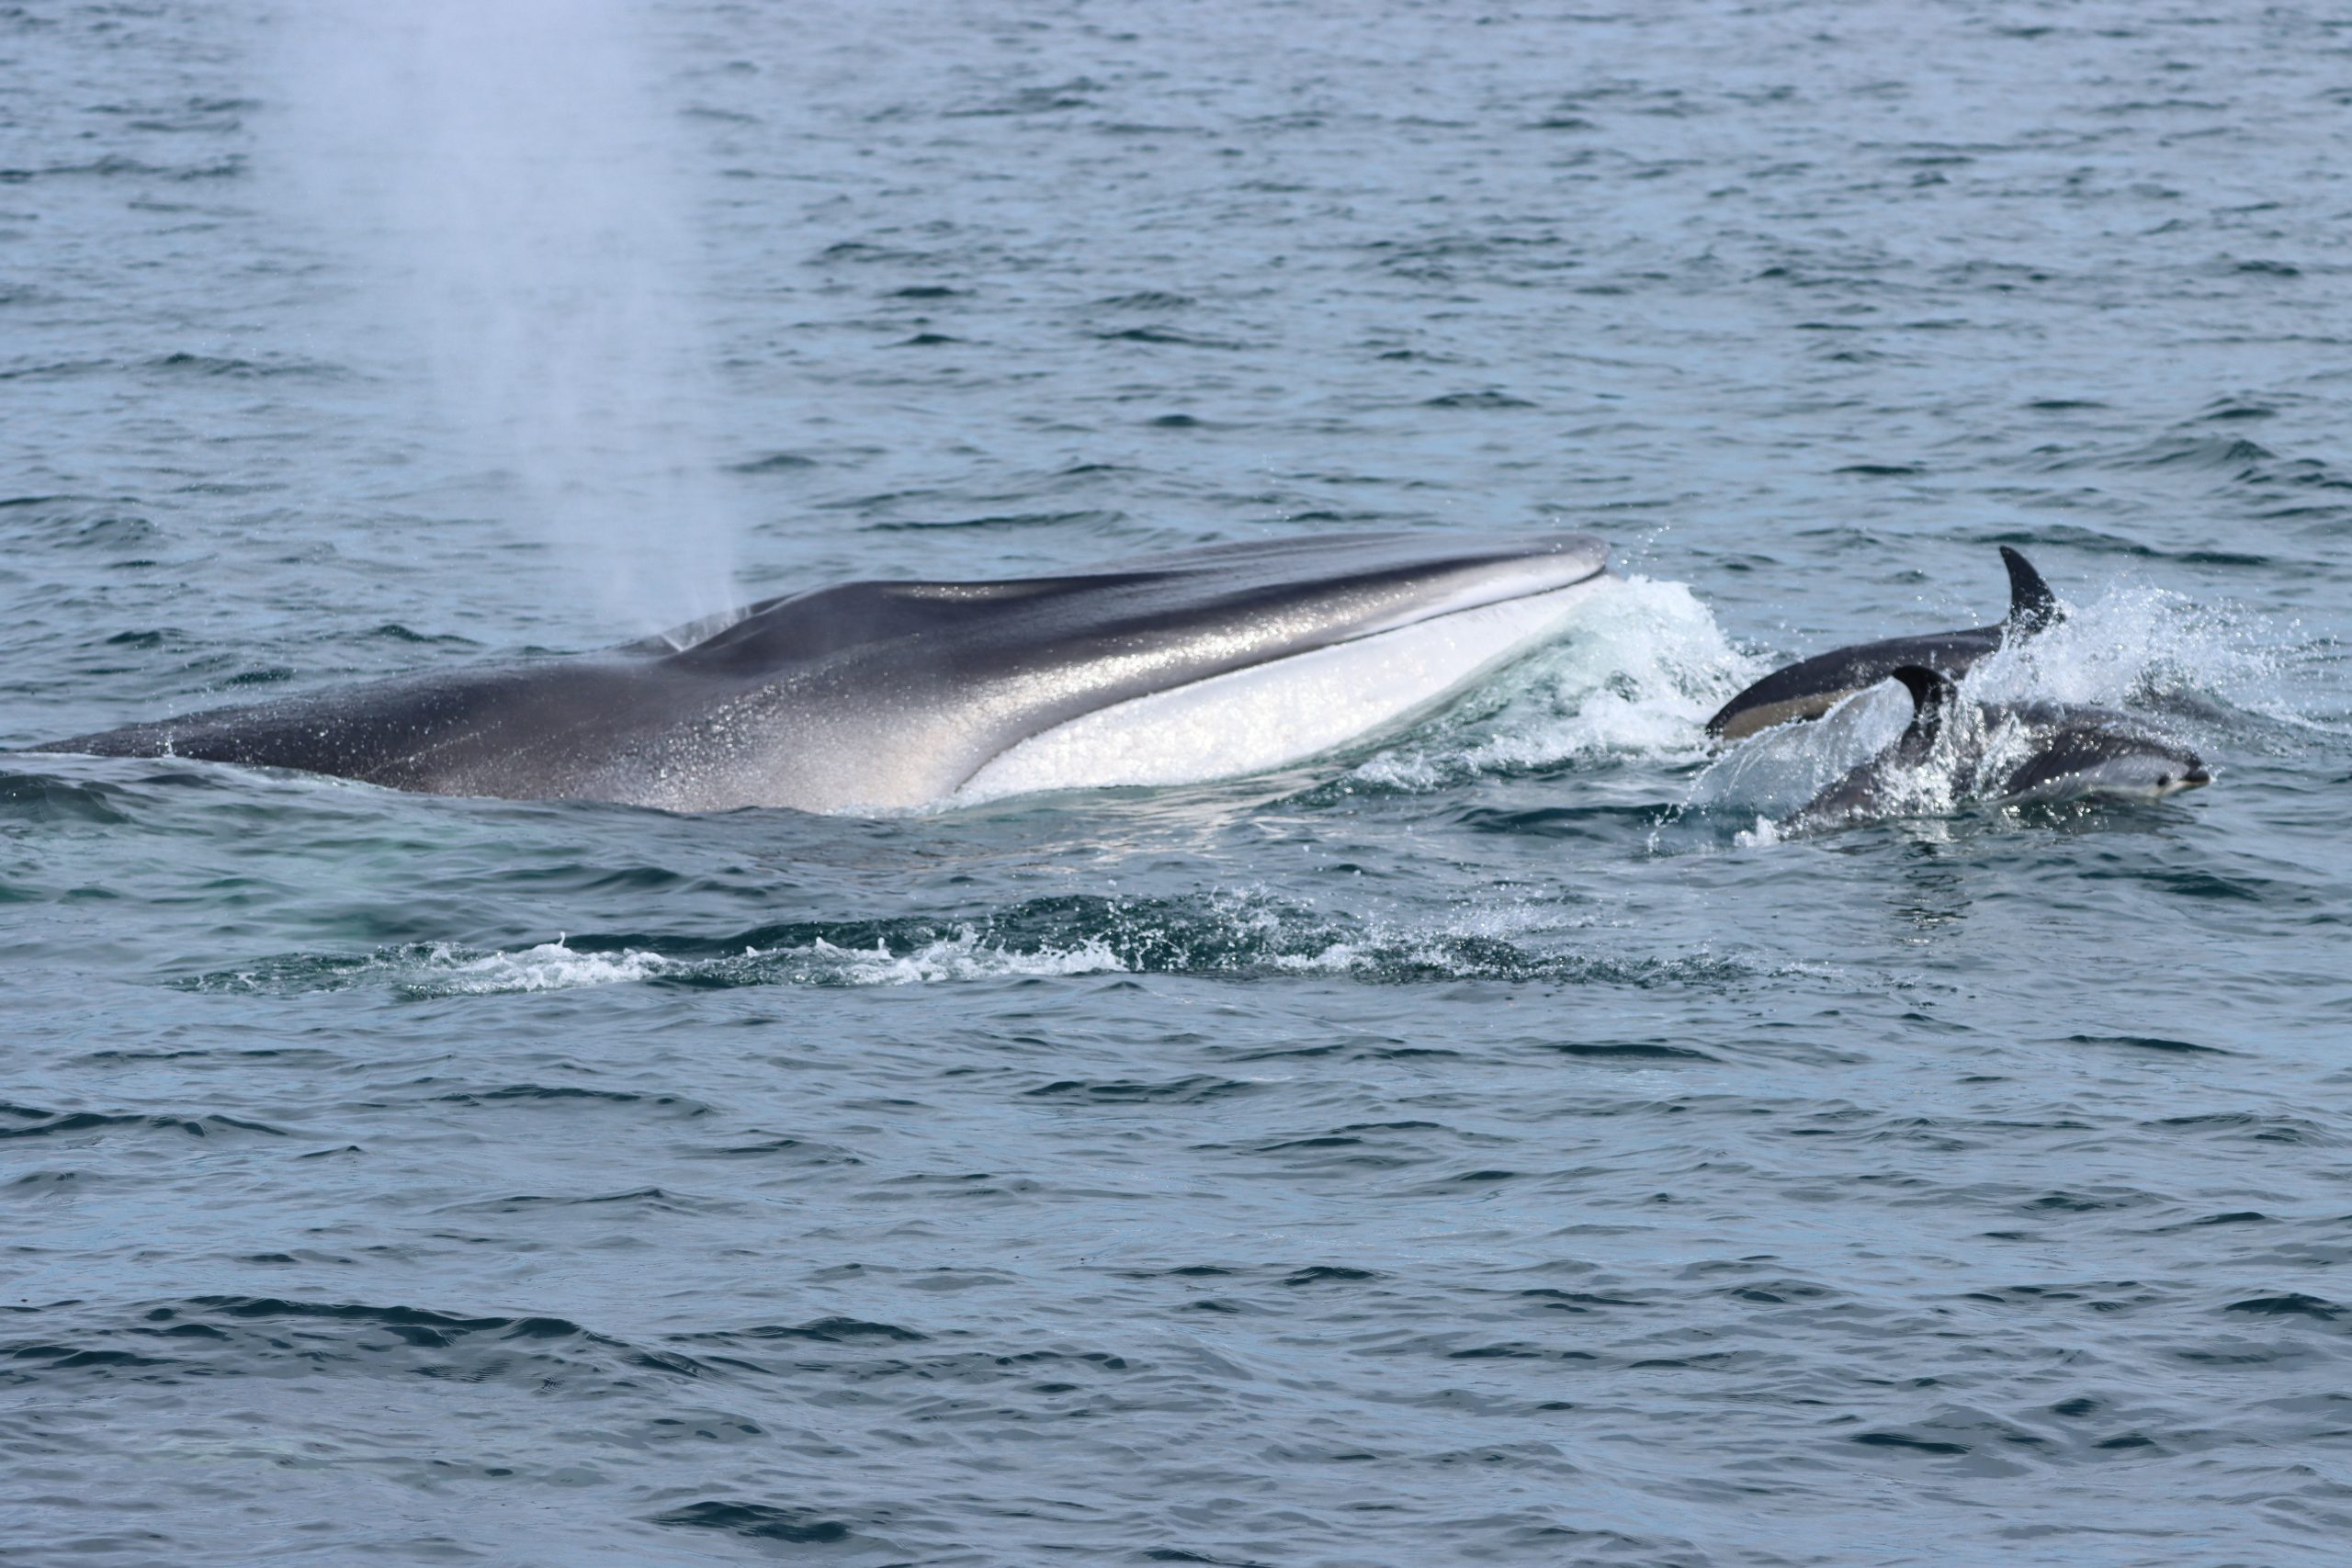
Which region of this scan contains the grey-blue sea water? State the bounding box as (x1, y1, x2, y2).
(5, 1, 2351, 1563)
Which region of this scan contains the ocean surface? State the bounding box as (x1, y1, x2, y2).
(6, 1, 2351, 1563)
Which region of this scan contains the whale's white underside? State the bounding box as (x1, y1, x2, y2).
(953, 577, 1608, 805)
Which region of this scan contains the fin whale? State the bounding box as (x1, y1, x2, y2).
(38, 532, 1611, 814)
(1707, 547, 2060, 742)
(1780, 663, 2209, 833)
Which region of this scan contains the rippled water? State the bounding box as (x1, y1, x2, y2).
(6, 2, 2352, 1563)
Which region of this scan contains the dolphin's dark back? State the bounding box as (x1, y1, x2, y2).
(40, 531, 1609, 812)
(1704, 626, 2004, 740)
(1706, 547, 2061, 741)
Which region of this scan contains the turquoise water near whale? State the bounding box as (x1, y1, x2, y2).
(5, 2, 2351, 1563)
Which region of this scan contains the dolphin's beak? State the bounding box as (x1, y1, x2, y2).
(2179, 765, 2211, 789)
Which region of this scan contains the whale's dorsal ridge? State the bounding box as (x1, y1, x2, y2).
(665, 573, 1129, 673)
(2000, 546, 2060, 634)
(662, 533, 1607, 681)
(1891, 664, 1956, 750)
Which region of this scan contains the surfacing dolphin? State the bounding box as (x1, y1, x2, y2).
(39, 532, 1611, 814)
(1780, 664, 2209, 834)
(1707, 547, 2060, 742)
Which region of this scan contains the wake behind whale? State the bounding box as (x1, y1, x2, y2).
(40, 533, 1611, 814)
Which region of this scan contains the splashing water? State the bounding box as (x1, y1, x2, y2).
(1690, 681, 1917, 833)
(1968, 580, 2295, 724)
(1345, 575, 1761, 793)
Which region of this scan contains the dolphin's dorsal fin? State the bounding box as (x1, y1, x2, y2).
(1999, 546, 2060, 634)
(1891, 664, 1957, 749)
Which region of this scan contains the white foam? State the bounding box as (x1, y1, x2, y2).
(1349, 574, 1762, 787)
(814, 932, 1130, 986)
(369, 931, 1134, 995)
(415, 938, 677, 995)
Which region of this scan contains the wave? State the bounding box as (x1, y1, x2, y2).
(174, 892, 1812, 997)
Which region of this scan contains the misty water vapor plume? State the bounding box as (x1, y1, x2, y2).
(272, 0, 739, 636)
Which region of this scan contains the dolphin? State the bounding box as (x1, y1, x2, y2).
(1780, 664, 2209, 834)
(36, 531, 1611, 814)
(1706, 547, 2061, 742)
